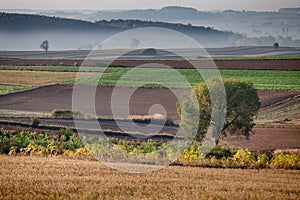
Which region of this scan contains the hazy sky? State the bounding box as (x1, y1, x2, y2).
(0, 0, 299, 11)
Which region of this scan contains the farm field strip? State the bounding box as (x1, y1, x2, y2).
(0, 70, 99, 95)
(0, 65, 100, 72)
(0, 85, 30, 95)
(0, 70, 100, 87)
(0, 156, 300, 200)
(0, 67, 299, 91)
(72, 68, 300, 91)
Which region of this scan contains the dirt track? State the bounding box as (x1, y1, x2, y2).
(1, 58, 300, 70)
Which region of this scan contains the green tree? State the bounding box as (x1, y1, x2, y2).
(177, 78, 260, 145)
(40, 40, 49, 52)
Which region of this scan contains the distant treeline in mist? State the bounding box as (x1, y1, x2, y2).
(0, 12, 230, 36)
(0, 12, 299, 50)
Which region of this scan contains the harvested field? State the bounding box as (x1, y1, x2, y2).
(0, 85, 299, 121)
(0, 58, 300, 70)
(1, 156, 300, 200)
(0, 70, 97, 87)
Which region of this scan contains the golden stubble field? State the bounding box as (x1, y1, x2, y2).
(0, 156, 299, 200)
(0, 70, 97, 87)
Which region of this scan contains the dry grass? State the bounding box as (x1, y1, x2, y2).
(130, 114, 167, 121)
(0, 156, 299, 200)
(0, 70, 97, 87)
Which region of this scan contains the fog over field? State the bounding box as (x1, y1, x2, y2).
(0, 6, 300, 50)
(0, 31, 113, 51)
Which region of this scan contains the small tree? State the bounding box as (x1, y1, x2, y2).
(130, 38, 140, 48)
(31, 117, 40, 127)
(273, 42, 279, 50)
(40, 40, 49, 52)
(177, 78, 260, 144)
(142, 48, 157, 56)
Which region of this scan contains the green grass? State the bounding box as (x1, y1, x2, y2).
(0, 85, 30, 95)
(1, 66, 299, 91)
(71, 68, 300, 91)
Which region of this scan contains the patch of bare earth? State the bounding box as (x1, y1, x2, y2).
(0, 58, 300, 70)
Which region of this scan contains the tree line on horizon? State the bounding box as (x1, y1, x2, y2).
(0, 12, 299, 47)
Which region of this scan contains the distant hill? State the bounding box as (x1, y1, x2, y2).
(21, 6, 298, 41)
(0, 13, 236, 49)
(279, 8, 300, 14)
(0, 12, 299, 50)
(0, 12, 226, 34)
(1, 6, 300, 39)
(0, 13, 101, 31)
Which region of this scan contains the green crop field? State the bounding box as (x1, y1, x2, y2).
(0, 85, 30, 95)
(1, 66, 300, 91)
(73, 68, 300, 91)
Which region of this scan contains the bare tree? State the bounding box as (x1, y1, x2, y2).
(40, 40, 49, 52)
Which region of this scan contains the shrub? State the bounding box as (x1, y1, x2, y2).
(31, 117, 40, 127)
(270, 154, 300, 169)
(142, 48, 157, 56)
(9, 146, 18, 156)
(51, 109, 85, 119)
(256, 153, 269, 168)
(231, 149, 256, 168)
(0, 128, 83, 157)
(130, 114, 175, 126)
(182, 142, 201, 160)
(206, 146, 237, 159)
(74, 147, 91, 158)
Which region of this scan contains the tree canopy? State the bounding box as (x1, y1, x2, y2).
(40, 40, 49, 52)
(177, 78, 260, 144)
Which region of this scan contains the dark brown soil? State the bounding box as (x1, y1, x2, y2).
(257, 90, 300, 108)
(222, 128, 300, 152)
(0, 85, 186, 121)
(0, 58, 300, 70)
(0, 85, 299, 121)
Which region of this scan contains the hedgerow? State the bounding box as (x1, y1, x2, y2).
(1, 128, 299, 169)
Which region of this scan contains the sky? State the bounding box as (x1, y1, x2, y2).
(0, 0, 299, 11)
